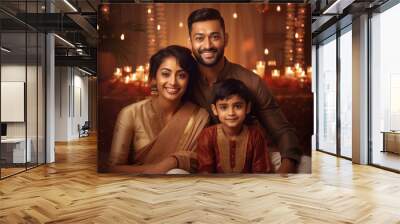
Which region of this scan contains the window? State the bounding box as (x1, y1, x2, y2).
(317, 36, 337, 154)
(371, 3, 400, 171)
(339, 28, 352, 158)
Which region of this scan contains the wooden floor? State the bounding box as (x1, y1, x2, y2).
(1, 167, 26, 178)
(1, 135, 400, 223)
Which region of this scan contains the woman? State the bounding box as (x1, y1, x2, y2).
(108, 45, 209, 174)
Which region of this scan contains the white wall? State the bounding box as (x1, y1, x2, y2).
(1, 63, 46, 164)
(55, 67, 89, 141)
(55, 67, 70, 141)
(1, 65, 42, 137)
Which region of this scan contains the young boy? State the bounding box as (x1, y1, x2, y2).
(197, 79, 272, 173)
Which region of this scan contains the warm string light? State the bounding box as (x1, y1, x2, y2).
(233, 13, 238, 19)
(146, 5, 157, 60)
(295, 6, 306, 73)
(284, 3, 295, 69)
(253, 4, 310, 86)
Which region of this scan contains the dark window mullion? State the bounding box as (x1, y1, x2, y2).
(316, 44, 320, 151)
(337, 29, 341, 157)
(25, 0, 28, 171)
(36, 0, 39, 168)
(367, 11, 373, 165)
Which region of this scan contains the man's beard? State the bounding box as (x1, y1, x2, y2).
(193, 47, 224, 67)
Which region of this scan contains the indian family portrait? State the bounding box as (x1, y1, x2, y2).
(98, 3, 313, 174)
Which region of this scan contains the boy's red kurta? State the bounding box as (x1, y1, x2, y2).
(197, 124, 272, 173)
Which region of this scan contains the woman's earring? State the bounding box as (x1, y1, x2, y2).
(150, 79, 158, 96)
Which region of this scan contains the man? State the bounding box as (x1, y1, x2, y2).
(187, 8, 302, 173)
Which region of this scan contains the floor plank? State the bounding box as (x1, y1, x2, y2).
(1, 135, 400, 223)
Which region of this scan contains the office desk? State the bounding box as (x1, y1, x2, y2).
(1, 138, 31, 163)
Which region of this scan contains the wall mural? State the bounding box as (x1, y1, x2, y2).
(97, 3, 312, 174)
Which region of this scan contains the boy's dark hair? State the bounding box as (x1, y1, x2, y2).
(149, 45, 199, 101)
(187, 8, 225, 34)
(211, 78, 252, 105)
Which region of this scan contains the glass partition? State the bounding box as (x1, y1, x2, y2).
(339, 28, 352, 158)
(371, 4, 400, 171)
(317, 35, 337, 155)
(0, 1, 46, 179)
(1, 31, 28, 177)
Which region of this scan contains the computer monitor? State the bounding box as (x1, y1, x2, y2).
(1, 123, 7, 137)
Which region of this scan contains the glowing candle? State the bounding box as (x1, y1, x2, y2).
(124, 66, 132, 73)
(285, 67, 294, 77)
(271, 69, 280, 79)
(136, 65, 145, 81)
(307, 66, 312, 77)
(256, 61, 266, 78)
(114, 67, 122, 77)
(130, 73, 137, 81)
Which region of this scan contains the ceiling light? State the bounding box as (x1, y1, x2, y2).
(63, 0, 78, 12)
(322, 0, 355, 15)
(54, 34, 75, 48)
(78, 67, 93, 76)
(1, 47, 11, 53)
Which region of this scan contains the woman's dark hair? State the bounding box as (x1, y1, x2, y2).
(187, 8, 225, 34)
(149, 45, 199, 101)
(211, 79, 255, 124)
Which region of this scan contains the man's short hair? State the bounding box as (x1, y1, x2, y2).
(187, 8, 225, 34)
